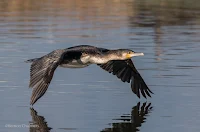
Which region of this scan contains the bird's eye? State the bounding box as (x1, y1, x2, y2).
(128, 51, 132, 54)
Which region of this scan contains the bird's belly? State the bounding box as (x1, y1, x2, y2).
(60, 59, 91, 68)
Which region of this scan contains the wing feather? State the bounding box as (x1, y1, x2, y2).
(99, 59, 153, 98)
(28, 50, 65, 105)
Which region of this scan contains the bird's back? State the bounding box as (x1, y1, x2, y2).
(65, 45, 108, 54)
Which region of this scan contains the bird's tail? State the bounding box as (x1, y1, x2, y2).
(25, 58, 40, 63)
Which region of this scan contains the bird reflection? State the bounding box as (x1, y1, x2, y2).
(29, 108, 52, 132)
(29, 102, 152, 132)
(101, 102, 153, 132)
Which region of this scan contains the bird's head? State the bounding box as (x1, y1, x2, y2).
(114, 49, 144, 60)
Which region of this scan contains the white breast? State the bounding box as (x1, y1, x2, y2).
(60, 63, 90, 68)
(89, 56, 109, 64)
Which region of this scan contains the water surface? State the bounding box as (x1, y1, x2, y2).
(0, 0, 200, 132)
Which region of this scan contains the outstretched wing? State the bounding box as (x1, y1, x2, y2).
(28, 50, 65, 105)
(98, 59, 153, 98)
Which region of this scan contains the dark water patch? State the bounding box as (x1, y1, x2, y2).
(101, 102, 153, 132)
(29, 108, 52, 132)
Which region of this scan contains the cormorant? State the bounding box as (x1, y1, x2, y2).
(26, 45, 153, 105)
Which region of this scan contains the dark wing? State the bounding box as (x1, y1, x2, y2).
(28, 50, 65, 105)
(98, 59, 153, 98)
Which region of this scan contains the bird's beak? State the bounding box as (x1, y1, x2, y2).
(132, 52, 144, 57)
(126, 52, 144, 59)
(126, 52, 144, 58)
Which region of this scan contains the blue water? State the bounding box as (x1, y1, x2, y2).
(0, 0, 200, 132)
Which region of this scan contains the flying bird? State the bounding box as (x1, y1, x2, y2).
(26, 45, 153, 105)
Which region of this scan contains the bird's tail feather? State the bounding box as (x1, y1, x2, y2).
(25, 58, 40, 63)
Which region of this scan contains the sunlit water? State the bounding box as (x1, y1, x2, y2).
(0, 0, 200, 132)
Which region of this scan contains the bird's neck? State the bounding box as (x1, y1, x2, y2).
(89, 52, 119, 64)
